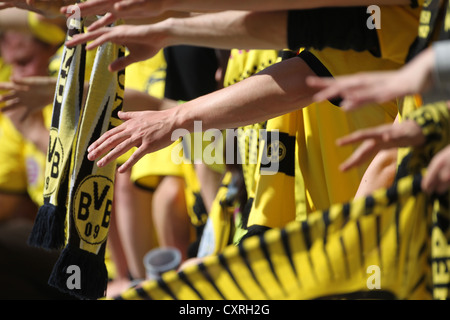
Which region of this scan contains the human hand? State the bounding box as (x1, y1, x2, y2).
(66, 24, 167, 71)
(87, 109, 179, 173)
(0, 0, 74, 17)
(336, 120, 425, 172)
(0, 76, 56, 121)
(307, 71, 404, 111)
(307, 47, 435, 111)
(421, 144, 450, 195)
(61, 0, 168, 30)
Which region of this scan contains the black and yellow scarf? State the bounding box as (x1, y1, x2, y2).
(28, 14, 86, 250)
(28, 10, 126, 299)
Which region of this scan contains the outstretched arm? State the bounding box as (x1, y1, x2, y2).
(307, 43, 437, 111)
(87, 56, 318, 173)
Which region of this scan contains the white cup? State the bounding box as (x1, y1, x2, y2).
(143, 247, 182, 280)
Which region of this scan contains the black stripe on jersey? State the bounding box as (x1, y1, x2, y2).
(376, 215, 383, 272)
(342, 203, 351, 227)
(218, 254, 249, 299)
(156, 278, 178, 300)
(412, 173, 423, 196)
(387, 180, 399, 205)
(323, 245, 335, 281)
(340, 236, 351, 279)
(365, 195, 376, 215)
(409, 274, 427, 297)
(322, 210, 330, 245)
(198, 263, 226, 300)
(356, 220, 365, 270)
(301, 221, 318, 282)
(178, 271, 204, 299)
(280, 228, 301, 287)
(301, 221, 312, 250)
(238, 244, 270, 299)
(314, 290, 397, 300)
(136, 286, 152, 300)
(297, 51, 343, 107)
(259, 234, 287, 296)
(260, 131, 296, 177)
(395, 204, 401, 269)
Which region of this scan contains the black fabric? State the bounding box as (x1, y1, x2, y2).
(406, 0, 449, 62)
(287, 7, 380, 58)
(163, 45, 220, 101)
(297, 50, 343, 107)
(239, 225, 271, 243)
(0, 219, 78, 300)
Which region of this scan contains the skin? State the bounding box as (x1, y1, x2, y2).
(307, 47, 436, 111)
(0, 30, 58, 220)
(64, 10, 288, 73)
(57, 0, 410, 30)
(86, 56, 317, 173)
(422, 145, 450, 195)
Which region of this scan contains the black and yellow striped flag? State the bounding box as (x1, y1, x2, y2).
(109, 170, 449, 300)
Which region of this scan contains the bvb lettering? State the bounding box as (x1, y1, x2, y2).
(74, 176, 113, 245)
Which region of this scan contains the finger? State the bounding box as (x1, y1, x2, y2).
(87, 125, 127, 156)
(87, 12, 117, 31)
(0, 91, 18, 102)
(118, 110, 141, 121)
(85, 31, 121, 50)
(0, 82, 16, 91)
(0, 100, 23, 113)
(435, 179, 450, 195)
(109, 54, 138, 72)
(62, 0, 112, 17)
(117, 144, 149, 173)
(305, 76, 335, 89)
(96, 138, 136, 168)
(336, 128, 385, 147)
(11, 76, 42, 86)
(312, 78, 363, 103)
(421, 160, 442, 194)
(339, 139, 378, 171)
(65, 28, 110, 48)
(114, 0, 142, 13)
(4, 97, 20, 108)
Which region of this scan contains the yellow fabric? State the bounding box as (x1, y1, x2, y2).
(27, 12, 66, 46)
(181, 162, 208, 229)
(22, 105, 52, 207)
(198, 172, 235, 256)
(249, 112, 300, 228)
(109, 102, 450, 300)
(0, 115, 28, 194)
(0, 59, 28, 194)
(377, 5, 422, 64)
(127, 51, 184, 190)
(110, 170, 445, 300)
(246, 48, 400, 231)
(224, 49, 281, 198)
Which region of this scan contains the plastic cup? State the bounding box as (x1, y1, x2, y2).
(143, 247, 182, 280)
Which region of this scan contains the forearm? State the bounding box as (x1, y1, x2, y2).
(174, 57, 316, 131)
(123, 88, 178, 112)
(165, 0, 411, 12)
(162, 10, 287, 50)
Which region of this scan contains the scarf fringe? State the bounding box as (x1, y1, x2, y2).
(28, 204, 66, 250)
(48, 246, 108, 300)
